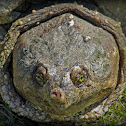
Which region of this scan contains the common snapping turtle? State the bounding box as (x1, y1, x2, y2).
(0, 3, 126, 124)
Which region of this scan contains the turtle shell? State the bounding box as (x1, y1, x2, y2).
(0, 3, 126, 124)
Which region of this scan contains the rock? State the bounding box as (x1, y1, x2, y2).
(0, 26, 7, 41)
(94, 0, 126, 35)
(0, 0, 25, 24)
(27, 0, 44, 4)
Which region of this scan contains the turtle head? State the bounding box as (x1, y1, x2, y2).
(12, 13, 119, 116)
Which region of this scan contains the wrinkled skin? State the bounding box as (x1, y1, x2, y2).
(13, 13, 119, 117)
(0, 3, 126, 124)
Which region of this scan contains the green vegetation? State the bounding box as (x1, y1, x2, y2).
(89, 88, 126, 126)
(101, 100, 126, 126)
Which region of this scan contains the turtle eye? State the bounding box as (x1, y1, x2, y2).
(77, 75, 85, 82)
(33, 64, 49, 85)
(35, 73, 44, 83)
(70, 66, 88, 87)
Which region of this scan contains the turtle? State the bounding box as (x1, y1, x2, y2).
(0, 3, 126, 125)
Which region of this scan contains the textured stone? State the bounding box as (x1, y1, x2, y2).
(94, 0, 126, 35)
(0, 0, 24, 24)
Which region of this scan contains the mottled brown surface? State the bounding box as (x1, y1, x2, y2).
(13, 13, 119, 117)
(0, 3, 126, 124)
